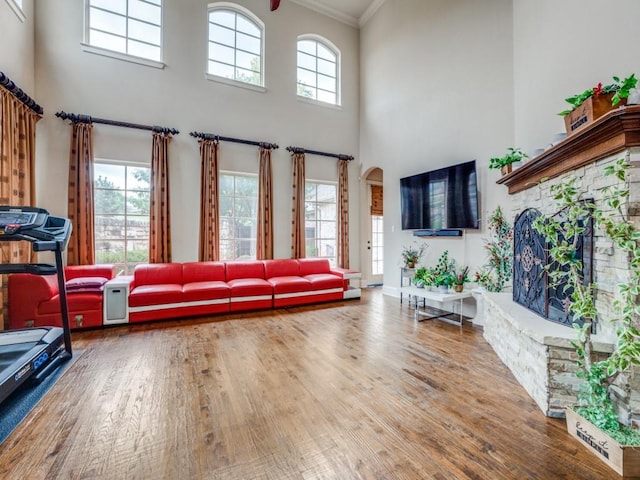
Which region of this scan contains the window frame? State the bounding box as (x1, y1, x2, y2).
(304, 179, 338, 266)
(93, 158, 152, 275)
(5, 0, 25, 22)
(82, 0, 165, 69)
(206, 2, 266, 91)
(218, 170, 259, 261)
(296, 34, 341, 107)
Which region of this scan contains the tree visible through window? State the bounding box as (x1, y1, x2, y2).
(207, 5, 263, 87)
(86, 0, 162, 62)
(94, 161, 151, 274)
(219, 173, 258, 260)
(305, 181, 337, 265)
(297, 36, 339, 105)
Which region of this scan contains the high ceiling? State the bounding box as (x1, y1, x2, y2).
(289, 0, 381, 26)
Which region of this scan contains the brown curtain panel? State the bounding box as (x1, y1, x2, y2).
(0, 89, 41, 329)
(257, 147, 274, 260)
(198, 139, 219, 261)
(290, 152, 305, 259)
(149, 132, 172, 263)
(67, 122, 95, 266)
(337, 159, 350, 269)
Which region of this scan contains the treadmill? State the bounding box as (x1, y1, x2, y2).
(0, 206, 73, 405)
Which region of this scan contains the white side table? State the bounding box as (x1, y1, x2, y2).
(103, 276, 133, 325)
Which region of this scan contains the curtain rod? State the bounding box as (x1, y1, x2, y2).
(0, 71, 43, 115)
(190, 131, 278, 150)
(55, 111, 179, 135)
(286, 146, 353, 161)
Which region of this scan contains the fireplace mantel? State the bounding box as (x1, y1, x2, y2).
(497, 105, 640, 194)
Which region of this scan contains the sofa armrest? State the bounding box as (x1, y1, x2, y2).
(65, 264, 114, 281)
(9, 273, 59, 324)
(330, 268, 361, 280)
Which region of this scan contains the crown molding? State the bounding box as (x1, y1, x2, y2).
(359, 0, 386, 27)
(288, 0, 359, 27)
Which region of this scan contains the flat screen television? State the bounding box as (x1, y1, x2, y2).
(400, 160, 479, 230)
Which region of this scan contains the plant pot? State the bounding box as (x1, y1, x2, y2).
(501, 164, 512, 176)
(437, 285, 448, 293)
(564, 92, 627, 135)
(565, 407, 640, 477)
(453, 284, 463, 293)
(405, 262, 415, 269)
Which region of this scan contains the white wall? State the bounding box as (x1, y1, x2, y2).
(359, 0, 514, 293)
(513, 0, 640, 153)
(1, 0, 35, 98)
(33, 0, 360, 264)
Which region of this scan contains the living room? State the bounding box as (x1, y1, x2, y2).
(2, 0, 640, 478)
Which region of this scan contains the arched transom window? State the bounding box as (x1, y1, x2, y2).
(297, 36, 340, 105)
(207, 4, 264, 87)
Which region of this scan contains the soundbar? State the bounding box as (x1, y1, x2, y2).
(413, 229, 463, 237)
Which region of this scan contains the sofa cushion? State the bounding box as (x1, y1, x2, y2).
(225, 261, 265, 281)
(182, 261, 226, 283)
(304, 273, 344, 290)
(264, 259, 300, 278)
(182, 281, 230, 302)
(227, 278, 272, 297)
(298, 258, 331, 275)
(267, 276, 312, 294)
(129, 284, 183, 307)
(133, 263, 183, 287)
(66, 276, 108, 294)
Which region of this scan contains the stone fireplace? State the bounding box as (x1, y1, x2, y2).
(480, 106, 640, 421)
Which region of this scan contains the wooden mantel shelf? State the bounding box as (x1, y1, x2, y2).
(497, 105, 640, 194)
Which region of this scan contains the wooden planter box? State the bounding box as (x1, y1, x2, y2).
(564, 92, 627, 135)
(565, 407, 640, 478)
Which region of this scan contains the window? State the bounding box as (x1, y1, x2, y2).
(297, 36, 339, 105)
(219, 173, 258, 260)
(85, 0, 162, 63)
(207, 5, 264, 87)
(305, 181, 337, 265)
(94, 161, 151, 274)
(371, 215, 384, 275)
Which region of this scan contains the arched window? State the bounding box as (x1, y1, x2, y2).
(207, 3, 264, 87)
(297, 35, 340, 105)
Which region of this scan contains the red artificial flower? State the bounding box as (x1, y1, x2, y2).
(593, 82, 603, 97)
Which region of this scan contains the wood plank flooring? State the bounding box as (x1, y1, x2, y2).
(0, 289, 615, 479)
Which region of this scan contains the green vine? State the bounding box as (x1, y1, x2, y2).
(532, 158, 640, 441)
(474, 206, 513, 292)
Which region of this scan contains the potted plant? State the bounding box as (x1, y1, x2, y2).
(474, 206, 513, 292)
(413, 266, 435, 289)
(453, 266, 469, 293)
(532, 158, 640, 477)
(434, 272, 455, 292)
(401, 242, 427, 268)
(488, 147, 528, 176)
(431, 250, 456, 292)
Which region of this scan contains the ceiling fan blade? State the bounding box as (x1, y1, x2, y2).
(270, 0, 281, 11)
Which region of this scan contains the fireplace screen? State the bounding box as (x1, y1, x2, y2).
(512, 207, 593, 328)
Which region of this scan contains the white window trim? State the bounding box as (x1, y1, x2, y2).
(207, 2, 266, 89)
(297, 34, 341, 107)
(83, 0, 164, 68)
(5, 0, 25, 22)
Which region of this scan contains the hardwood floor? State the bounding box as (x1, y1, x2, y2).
(0, 289, 615, 479)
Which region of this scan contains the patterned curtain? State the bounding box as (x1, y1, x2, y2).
(337, 159, 349, 268)
(198, 139, 219, 261)
(67, 122, 95, 266)
(257, 146, 273, 260)
(149, 132, 172, 263)
(290, 152, 305, 259)
(0, 89, 41, 329)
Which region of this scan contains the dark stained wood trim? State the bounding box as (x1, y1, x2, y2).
(498, 105, 640, 194)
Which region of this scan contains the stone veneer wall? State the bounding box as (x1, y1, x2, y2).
(483, 147, 640, 422)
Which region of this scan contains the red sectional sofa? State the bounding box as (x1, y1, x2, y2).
(8, 259, 360, 330)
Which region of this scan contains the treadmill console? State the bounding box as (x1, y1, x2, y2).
(0, 206, 71, 252)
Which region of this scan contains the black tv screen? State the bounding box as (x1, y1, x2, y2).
(400, 160, 479, 230)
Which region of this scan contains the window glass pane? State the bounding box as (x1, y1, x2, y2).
(237, 32, 260, 55)
(236, 50, 259, 72)
(298, 40, 316, 55)
(128, 18, 161, 44)
(305, 183, 316, 200)
(209, 61, 234, 78)
(90, 29, 127, 53)
(317, 90, 336, 104)
(90, 8, 127, 36)
(210, 10, 236, 29)
(236, 67, 260, 85)
(317, 43, 334, 61)
(317, 184, 336, 202)
(320, 221, 336, 238)
(297, 68, 316, 88)
(128, 41, 161, 61)
(128, 0, 161, 24)
(236, 15, 259, 37)
(318, 74, 336, 92)
(127, 191, 150, 215)
(210, 43, 235, 65)
(317, 58, 335, 77)
(91, 0, 126, 15)
(209, 24, 235, 47)
(297, 52, 316, 71)
(219, 196, 233, 216)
